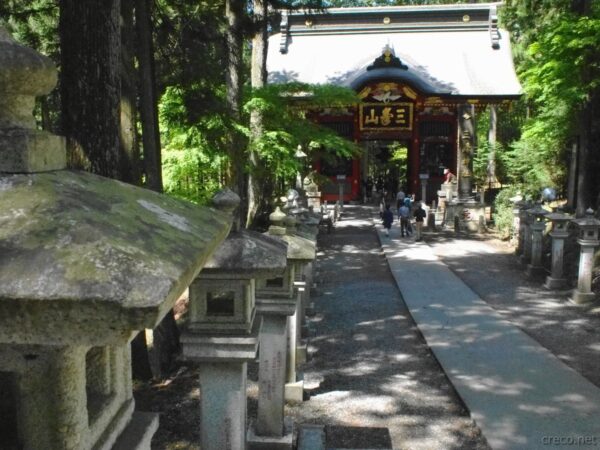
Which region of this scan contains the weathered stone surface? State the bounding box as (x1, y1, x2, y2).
(0, 128, 66, 172)
(0, 28, 57, 129)
(203, 230, 287, 279)
(0, 170, 230, 345)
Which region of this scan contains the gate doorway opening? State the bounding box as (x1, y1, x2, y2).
(364, 140, 410, 204)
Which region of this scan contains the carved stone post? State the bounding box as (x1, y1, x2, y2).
(181, 190, 287, 450)
(544, 211, 572, 289)
(519, 205, 534, 265)
(248, 208, 297, 449)
(571, 209, 600, 304)
(526, 204, 549, 277)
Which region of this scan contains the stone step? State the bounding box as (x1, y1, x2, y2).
(324, 425, 393, 450)
(297, 425, 393, 450)
(297, 424, 325, 450)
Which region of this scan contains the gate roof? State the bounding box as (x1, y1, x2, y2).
(267, 3, 522, 98)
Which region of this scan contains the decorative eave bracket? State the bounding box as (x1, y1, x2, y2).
(367, 45, 408, 71)
(280, 11, 290, 54)
(489, 5, 500, 49)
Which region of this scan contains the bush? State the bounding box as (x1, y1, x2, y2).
(492, 185, 522, 239)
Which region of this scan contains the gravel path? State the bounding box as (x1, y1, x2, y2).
(273, 206, 489, 450)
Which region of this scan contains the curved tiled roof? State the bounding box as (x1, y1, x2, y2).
(267, 3, 521, 98)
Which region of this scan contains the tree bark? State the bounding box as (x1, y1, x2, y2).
(572, 0, 597, 215)
(247, 0, 269, 227)
(135, 0, 163, 192)
(133, 0, 181, 381)
(487, 104, 497, 187)
(59, 0, 127, 181)
(225, 0, 247, 222)
(121, 0, 141, 185)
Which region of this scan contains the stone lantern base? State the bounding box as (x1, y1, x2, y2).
(571, 290, 597, 305)
(544, 276, 568, 290)
(526, 264, 546, 278)
(248, 417, 294, 450)
(445, 200, 487, 232)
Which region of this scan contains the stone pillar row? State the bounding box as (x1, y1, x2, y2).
(181, 195, 319, 450)
(513, 202, 600, 305)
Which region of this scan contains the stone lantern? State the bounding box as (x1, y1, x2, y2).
(247, 207, 300, 450)
(0, 29, 230, 450)
(510, 198, 526, 251)
(519, 203, 534, 264)
(304, 176, 322, 210)
(526, 203, 549, 277)
(180, 189, 287, 450)
(544, 210, 572, 290)
(281, 215, 317, 401)
(570, 209, 600, 304)
(257, 207, 297, 299)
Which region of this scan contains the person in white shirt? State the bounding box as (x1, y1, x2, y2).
(396, 189, 406, 209)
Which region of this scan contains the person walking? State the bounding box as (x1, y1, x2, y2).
(414, 202, 427, 241)
(398, 202, 410, 237)
(396, 188, 406, 210)
(382, 204, 394, 237)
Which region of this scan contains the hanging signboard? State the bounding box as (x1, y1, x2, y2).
(359, 102, 413, 131)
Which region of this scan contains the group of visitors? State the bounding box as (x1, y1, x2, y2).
(381, 187, 426, 241)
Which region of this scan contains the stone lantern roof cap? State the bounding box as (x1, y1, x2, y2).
(546, 211, 572, 222)
(0, 171, 230, 345)
(572, 209, 600, 228)
(0, 28, 231, 345)
(202, 230, 288, 278)
(278, 231, 317, 262)
(527, 203, 549, 217)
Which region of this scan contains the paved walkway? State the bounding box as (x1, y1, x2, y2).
(286, 206, 488, 450)
(376, 209, 600, 450)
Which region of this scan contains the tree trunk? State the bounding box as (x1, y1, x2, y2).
(59, 0, 127, 181)
(225, 0, 247, 222)
(133, 0, 181, 381)
(247, 0, 269, 227)
(487, 104, 497, 187)
(135, 0, 163, 192)
(121, 0, 141, 185)
(573, 0, 597, 216)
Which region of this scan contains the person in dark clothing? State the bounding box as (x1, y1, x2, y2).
(414, 202, 427, 241)
(382, 204, 394, 237)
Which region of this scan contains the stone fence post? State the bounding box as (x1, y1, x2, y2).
(519, 204, 534, 265)
(570, 209, 600, 304)
(180, 190, 288, 450)
(544, 211, 572, 290)
(526, 204, 549, 277)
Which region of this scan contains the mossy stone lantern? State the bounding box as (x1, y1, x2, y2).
(258, 207, 296, 299)
(570, 209, 600, 304)
(0, 28, 230, 450)
(180, 189, 287, 450)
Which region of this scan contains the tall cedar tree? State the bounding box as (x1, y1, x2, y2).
(59, 0, 133, 181)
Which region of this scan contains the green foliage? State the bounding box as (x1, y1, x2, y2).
(322, 0, 486, 6)
(492, 185, 521, 239)
(501, 2, 600, 203)
(160, 81, 362, 203)
(160, 85, 229, 204)
(243, 82, 361, 185)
